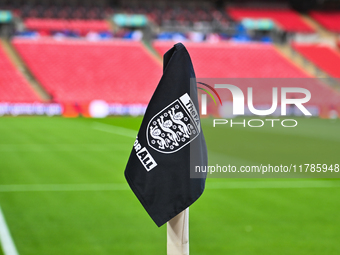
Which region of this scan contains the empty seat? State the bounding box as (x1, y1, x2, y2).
(154, 41, 308, 78)
(24, 18, 110, 33)
(227, 7, 314, 33)
(154, 41, 339, 111)
(13, 38, 162, 104)
(310, 11, 340, 32)
(0, 44, 40, 102)
(292, 43, 340, 77)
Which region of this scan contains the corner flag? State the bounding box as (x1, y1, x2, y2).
(124, 43, 207, 227)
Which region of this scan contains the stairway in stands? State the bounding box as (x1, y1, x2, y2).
(0, 38, 51, 101)
(13, 39, 163, 104)
(274, 43, 340, 90)
(274, 43, 326, 77)
(141, 41, 162, 65)
(300, 14, 337, 39)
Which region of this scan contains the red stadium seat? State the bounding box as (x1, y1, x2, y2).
(154, 41, 340, 114)
(154, 41, 308, 78)
(24, 18, 110, 32)
(25, 18, 67, 31)
(227, 7, 314, 33)
(292, 43, 340, 77)
(310, 11, 340, 32)
(0, 44, 40, 102)
(13, 38, 162, 104)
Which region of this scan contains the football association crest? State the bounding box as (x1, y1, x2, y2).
(146, 93, 200, 154)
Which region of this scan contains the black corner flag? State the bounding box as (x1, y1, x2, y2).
(124, 43, 208, 227)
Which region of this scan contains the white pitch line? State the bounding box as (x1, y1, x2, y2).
(92, 122, 137, 138)
(0, 181, 340, 193)
(0, 206, 19, 255)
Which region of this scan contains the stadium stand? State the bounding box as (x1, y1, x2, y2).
(227, 7, 314, 33)
(309, 11, 340, 32)
(292, 43, 340, 77)
(24, 18, 110, 34)
(0, 43, 40, 102)
(154, 41, 308, 78)
(119, 1, 230, 32)
(0, 1, 230, 35)
(0, 3, 111, 20)
(0, 0, 339, 117)
(154, 41, 340, 115)
(12, 38, 162, 104)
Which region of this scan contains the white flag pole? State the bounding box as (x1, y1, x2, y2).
(167, 208, 189, 255)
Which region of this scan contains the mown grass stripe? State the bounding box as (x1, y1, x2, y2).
(92, 122, 137, 138)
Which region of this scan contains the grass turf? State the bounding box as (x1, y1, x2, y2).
(0, 116, 339, 255)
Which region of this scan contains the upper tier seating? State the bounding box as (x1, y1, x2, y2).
(1, 4, 111, 19)
(292, 43, 340, 77)
(0, 1, 228, 32)
(227, 7, 314, 33)
(120, 2, 229, 30)
(0, 44, 40, 102)
(310, 11, 340, 32)
(24, 18, 110, 33)
(13, 38, 162, 104)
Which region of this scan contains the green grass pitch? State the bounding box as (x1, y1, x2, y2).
(0, 116, 339, 255)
